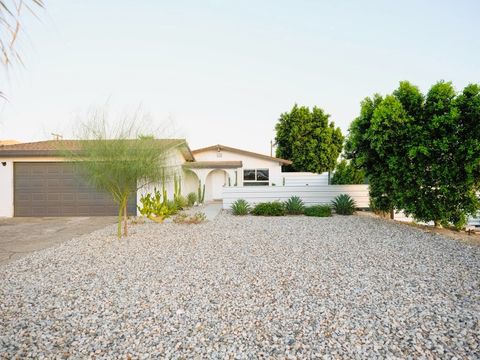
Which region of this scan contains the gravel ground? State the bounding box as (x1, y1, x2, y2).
(1, 212, 479, 359)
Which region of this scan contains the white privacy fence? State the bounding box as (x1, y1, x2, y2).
(282, 172, 329, 186)
(222, 185, 369, 209)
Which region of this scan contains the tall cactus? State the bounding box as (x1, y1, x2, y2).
(174, 174, 182, 201)
(197, 180, 206, 204)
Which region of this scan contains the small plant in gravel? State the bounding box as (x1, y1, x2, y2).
(304, 205, 332, 217)
(187, 192, 197, 207)
(174, 195, 188, 210)
(252, 201, 286, 216)
(284, 196, 305, 215)
(231, 199, 251, 215)
(332, 194, 356, 215)
(138, 188, 174, 222)
(173, 212, 207, 224)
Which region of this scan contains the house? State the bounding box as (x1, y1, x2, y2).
(185, 144, 292, 201)
(0, 140, 292, 217)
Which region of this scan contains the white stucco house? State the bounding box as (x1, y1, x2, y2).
(0, 140, 293, 217)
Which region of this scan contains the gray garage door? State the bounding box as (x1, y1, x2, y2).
(14, 162, 137, 217)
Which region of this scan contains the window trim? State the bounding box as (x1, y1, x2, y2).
(243, 168, 269, 186)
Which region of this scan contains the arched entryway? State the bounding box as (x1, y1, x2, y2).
(205, 169, 227, 201)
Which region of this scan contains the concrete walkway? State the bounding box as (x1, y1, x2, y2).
(183, 202, 223, 221)
(0, 217, 116, 266)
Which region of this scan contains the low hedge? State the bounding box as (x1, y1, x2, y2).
(252, 201, 286, 216)
(304, 205, 332, 217)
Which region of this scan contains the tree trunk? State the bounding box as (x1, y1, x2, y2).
(117, 204, 123, 238)
(123, 201, 128, 237)
(390, 209, 394, 220)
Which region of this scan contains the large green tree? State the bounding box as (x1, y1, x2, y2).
(331, 159, 366, 185)
(275, 104, 344, 173)
(346, 81, 480, 228)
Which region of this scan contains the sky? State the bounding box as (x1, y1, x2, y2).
(0, 0, 479, 154)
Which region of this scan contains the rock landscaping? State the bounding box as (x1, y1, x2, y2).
(0, 213, 479, 358)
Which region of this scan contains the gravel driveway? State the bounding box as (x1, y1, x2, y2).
(0, 213, 479, 359)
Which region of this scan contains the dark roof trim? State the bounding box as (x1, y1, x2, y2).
(183, 160, 243, 169)
(192, 144, 292, 165)
(0, 139, 195, 161)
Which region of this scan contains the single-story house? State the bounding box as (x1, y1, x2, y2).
(0, 140, 292, 217)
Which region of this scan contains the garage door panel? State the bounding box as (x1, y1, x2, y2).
(14, 162, 136, 216)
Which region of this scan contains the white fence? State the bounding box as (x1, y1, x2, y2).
(222, 185, 369, 209)
(282, 172, 329, 186)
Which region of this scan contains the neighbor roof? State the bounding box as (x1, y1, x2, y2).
(0, 139, 195, 161)
(192, 144, 292, 165)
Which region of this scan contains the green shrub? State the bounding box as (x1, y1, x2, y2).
(231, 199, 251, 215)
(284, 196, 305, 215)
(304, 205, 332, 217)
(187, 192, 197, 207)
(166, 200, 179, 215)
(332, 194, 356, 215)
(137, 188, 174, 221)
(331, 159, 366, 184)
(252, 201, 286, 216)
(174, 195, 188, 210)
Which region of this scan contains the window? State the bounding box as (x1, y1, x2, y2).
(243, 169, 269, 186)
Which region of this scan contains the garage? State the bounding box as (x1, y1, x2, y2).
(14, 162, 136, 217)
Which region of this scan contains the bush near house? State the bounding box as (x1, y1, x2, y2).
(252, 201, 286, 216)
(331, 159, 366, 185)
(345, 80, 480, 228)
(138, 188, 176, 222)
(284, 196, 305, 215)
(231, 199, 251, 215)
(304, 205, 332, 217)
(187, 192, 197, 207)
(331, 194, 356, 215)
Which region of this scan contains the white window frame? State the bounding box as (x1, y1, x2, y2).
(243, 168, 269, 186)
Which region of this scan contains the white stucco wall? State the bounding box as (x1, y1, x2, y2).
(193, 149, 284, 186)
(0, 161, 14, 217)
(136, 148, 193, 215)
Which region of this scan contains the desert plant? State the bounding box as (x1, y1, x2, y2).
(284, 196, 305, 215)
(252, 201, 286, 216)
(137, 188, 174, 222)
(231, 199, 251, 215)
(197, 181, 205, 204)
(331, 194, 356, 215)
(166, 200, 179, 215)
(173, 174, 182, 201)
(174, 195, 188, 210)
(304, 205, 332, 217)
(187, 192, 197, 207)
(65, 112, 179, 237)
(173, 211, 207, 224)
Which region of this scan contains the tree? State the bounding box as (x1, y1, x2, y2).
(65, 112, 180, 238)
(1, 0, 44, 98)
(275, 104, 344, 173)
(346, 81, 480, 228)
(331, 159, 365, 184)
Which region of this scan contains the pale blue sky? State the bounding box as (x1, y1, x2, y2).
(1, 0, 479, 153)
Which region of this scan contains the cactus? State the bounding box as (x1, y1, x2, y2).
(174, 174, 183, 202)
(197, 180, 206, 204)
(162, 181, 168, 206)
(197, 180, 202, 204)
